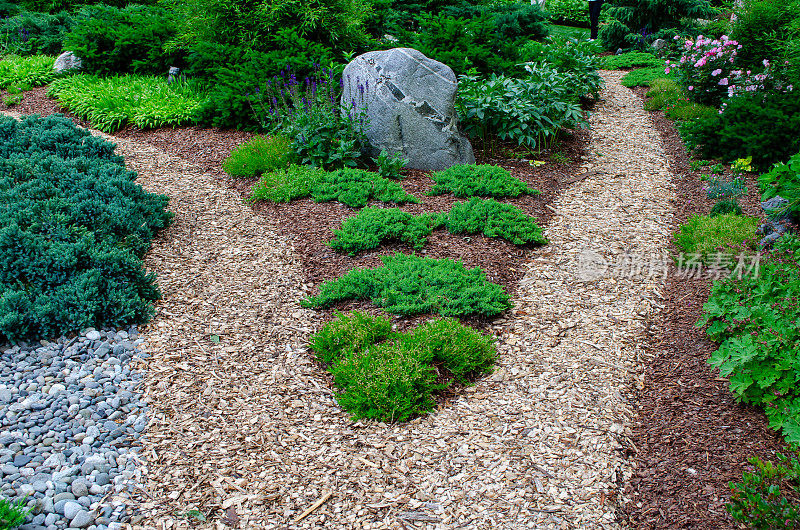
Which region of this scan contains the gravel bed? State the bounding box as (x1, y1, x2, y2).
(0, 328, 148, 530)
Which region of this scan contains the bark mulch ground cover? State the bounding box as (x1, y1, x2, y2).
(620, 89, 791, 529)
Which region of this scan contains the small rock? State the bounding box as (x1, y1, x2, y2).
(71, 508, 95, 528)
(63, 500, 82, 520)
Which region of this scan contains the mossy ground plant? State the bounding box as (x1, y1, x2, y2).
(301, 253, 512, 317)
(429, 164, 539, 198)
(674, 214, 759, 261)
(602, 52, 664, 70)
(310, 312, 497, 422)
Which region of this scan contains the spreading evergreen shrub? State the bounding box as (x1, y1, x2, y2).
(328, 207, 444, 255)
(63, 4, 180, 76)
(309, 311, 498, 421)
(429, 164, 539, 198)
(710, 199, 743, 217)
(544, 0, 589, 27)
(599, 0, 712, 50)
(329, 341, 439, 422)
(222, 135, 293, 178)
(680, 90, 800, 169)
(309, 311, 393, 365)
(400, 317, 496, 383)
(302, 253, 512, 317)
(0, 114, 172, 342)
(445, 198, 547, 245)
(311, 168, 418, 208)
(730, 0, 800, 69)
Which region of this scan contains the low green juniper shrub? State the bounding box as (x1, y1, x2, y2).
(222, 135, 293, 178)
(0, 114, 172, 342)
(700, 234, 800, 443)
(674, 214, 759, 260)
(249, 164, 325, 203)
(308, 311, 498, 422)
(727, 453, 800, 528)
(400, 317, 496, 384)
(445, 198, 547, 246)
(544, 0, 589, 27)
(429, 164, 539, 198)
(311, 168, 418, 208)
(309, 311, 393, 365)
(328, 207, 444, 255)
(329, 341, 440, 422)
(301, 253, 512, 317)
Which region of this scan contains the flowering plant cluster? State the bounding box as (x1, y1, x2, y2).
(718, 59, 796, 114)
(667, 34, 743, 106)
(248, 65, 370, 170)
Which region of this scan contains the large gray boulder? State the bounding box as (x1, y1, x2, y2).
(340, 48, 474, 171)
(53, 52, 82, 73)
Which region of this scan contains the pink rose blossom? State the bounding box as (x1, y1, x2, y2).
(718, 78, 729, 86)
(711, 69, 722, 76)
(688, 86, 694, 91)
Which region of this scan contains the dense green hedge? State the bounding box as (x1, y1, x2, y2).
(0, 114, 172, 342)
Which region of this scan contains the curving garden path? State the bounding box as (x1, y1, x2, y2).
(5, 70, 676, 528)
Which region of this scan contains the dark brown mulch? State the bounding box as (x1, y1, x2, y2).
(620, 92, 790, 529)
(2, 86, 588, 333)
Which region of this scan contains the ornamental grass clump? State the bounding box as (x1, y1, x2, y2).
(47, 74, 207, 132)
(328, 207, 444, 255)
(222, 135, 293, 178)
(301, 253, 512, 317)
(429, 164, 539, 198)
(445, 198, 547, 245)
(309, 311, 498, 422)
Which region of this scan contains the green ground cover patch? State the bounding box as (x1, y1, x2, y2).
(602, 52, 663, 70)
(674, 214, 759, 260)
(302, 253, 512, 317)
(310, 312, 497, 421)
(0, 54, 57, 89)
(429, 164, 539, 198)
